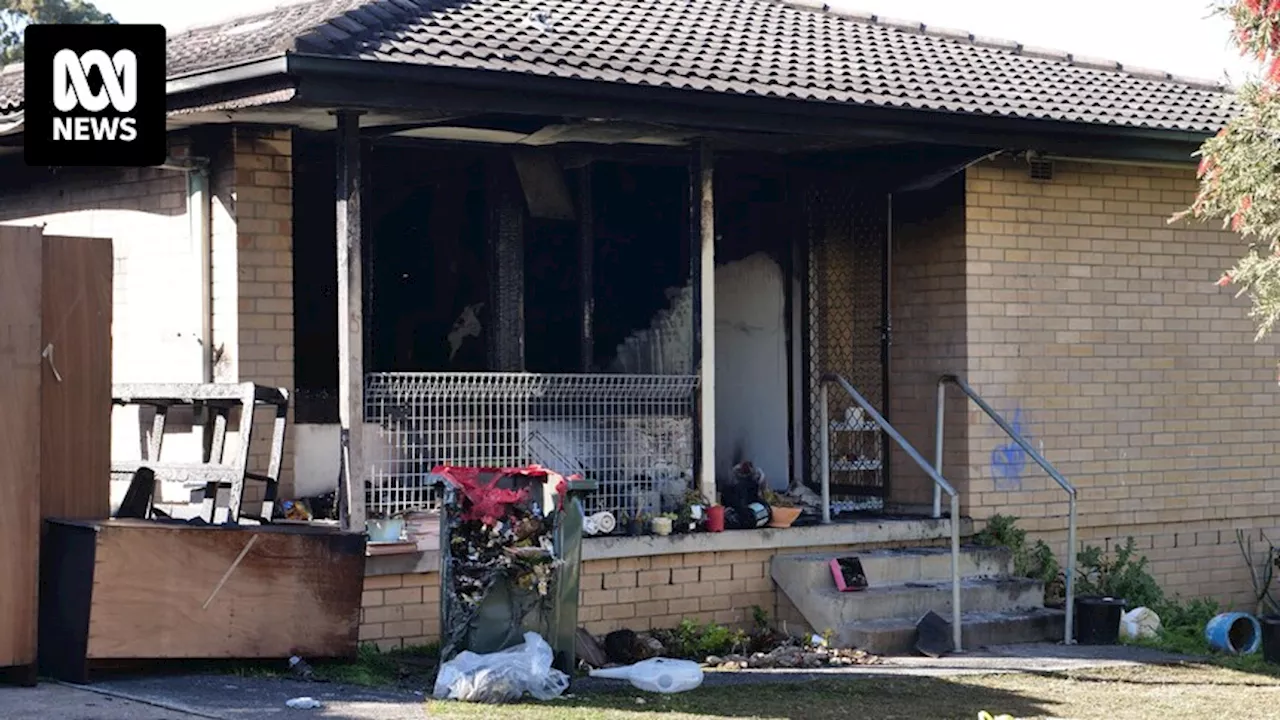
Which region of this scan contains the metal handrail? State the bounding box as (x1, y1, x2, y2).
(819, 372, 963, 653)
(935, 373, 1078, 646)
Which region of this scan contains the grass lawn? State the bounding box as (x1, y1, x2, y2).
(421, 663, 1280, 720)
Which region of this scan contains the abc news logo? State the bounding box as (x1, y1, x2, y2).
(53, 49, 139, 142)
(24, 24, 165, 167)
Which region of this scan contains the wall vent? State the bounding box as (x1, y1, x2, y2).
(1028, 157, 1054, 181)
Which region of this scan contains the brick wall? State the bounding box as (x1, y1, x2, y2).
(361, 536, 948, 650)
(888, 177, 973, 510)
(217, 127, 297, 499)
(0, 124, 297, 506)
(0, 137, 200, 383)
(961, 158, 1280, 608)
(0, 137, 211, 493)
(359, 573, 441, 652)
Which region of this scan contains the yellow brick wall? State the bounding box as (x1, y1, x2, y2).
(362, 537, 946, 649)
(223, 127, 297, 499)
(962, 158, 1280, 608)
(888, 178, 973, 510)
(359, 573, 442, 652)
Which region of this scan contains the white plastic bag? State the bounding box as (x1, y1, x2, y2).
(1119, 606, 1161, 640)
(589, 657, 704, 694)
(433, 631, 570, 703)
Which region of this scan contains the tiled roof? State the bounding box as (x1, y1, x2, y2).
(0, 0, 1237, 134)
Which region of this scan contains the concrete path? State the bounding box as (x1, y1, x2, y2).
(0, 644, 1196, 719)
(0, 682, 208, 719)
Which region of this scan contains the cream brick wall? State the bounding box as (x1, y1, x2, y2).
(888, 179, 973, 510)
(361, 536, 947, 650)
(961, 158, 1280, 607)
(0, 137, 211, 499)
(216, 127, 297, 499)
(0, 125, 297, 506)
(0, 138, 201, 383)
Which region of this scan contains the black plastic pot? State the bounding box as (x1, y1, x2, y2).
(1074, 596, 1126, 645)
(1262, 615, 1280, 664)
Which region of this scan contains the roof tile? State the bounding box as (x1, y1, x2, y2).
(0, 0, 1236, 133)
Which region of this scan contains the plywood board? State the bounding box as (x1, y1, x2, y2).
(84, 521, 364, 659)
(0, 226, 44, 669)
(41, 235, 113, 521)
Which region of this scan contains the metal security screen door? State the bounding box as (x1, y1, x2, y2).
(803, 183, 888, 508)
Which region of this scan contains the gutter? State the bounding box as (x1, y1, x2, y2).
(166, 55, 289, 97)
(284, 53, 1218, 150)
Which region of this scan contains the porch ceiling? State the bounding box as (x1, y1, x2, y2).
(162, 101, 901, 155)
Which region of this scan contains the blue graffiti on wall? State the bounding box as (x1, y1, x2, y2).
(990, 407, 1031, 491)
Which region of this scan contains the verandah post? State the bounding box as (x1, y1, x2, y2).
(334, 109, 366, 532)
(691, 141, 716, 503)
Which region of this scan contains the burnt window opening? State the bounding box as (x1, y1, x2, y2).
(584, 161, 690, 373)
(367, 146, 489, 374)
(292, 131, 339, 424)
(293, 145, 706, 424)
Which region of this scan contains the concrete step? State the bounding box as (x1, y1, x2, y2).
(837, 608, 1066, 655)
(771, 545, 1012, 590)
(785, 577, 1046, 630)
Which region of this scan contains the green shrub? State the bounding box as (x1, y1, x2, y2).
(1075, 537, 1163, 609)
(659, 619, 747, 659)
(975, 514, 1062, 597)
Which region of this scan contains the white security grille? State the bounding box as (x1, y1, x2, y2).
(364, 373, 698, 521)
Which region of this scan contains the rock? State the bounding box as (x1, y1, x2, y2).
(604, 629, 643, 665)
(636, 633, 664, 659)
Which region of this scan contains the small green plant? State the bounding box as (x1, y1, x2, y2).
(761, 489, 796, 508)
(751, 605, 770, 630)
(974, 515, 1062, 599)
(1075, 537, 1163, 609)
(658, 619, 748, 659)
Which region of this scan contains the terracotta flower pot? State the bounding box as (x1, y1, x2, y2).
(767, 505, 802, 529)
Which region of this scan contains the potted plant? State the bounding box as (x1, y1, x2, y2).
(1073, 538, 1158, 645)
(676, 489, 708, 533)
(627, 511, 650, 536)
(652, 513, 675, 536)
(762, 490, 801, 529)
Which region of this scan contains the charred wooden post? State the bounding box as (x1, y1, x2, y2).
(334, 110, 366, 531)
(578, 163, 594, 372)
(487, 157, 526, 372)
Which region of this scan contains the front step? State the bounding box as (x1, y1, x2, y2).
(771, 546, 1057, 654)
(777, 546, 1012, 587)
(839, 608, 1066, 655)
(783, 577, 1045, 627)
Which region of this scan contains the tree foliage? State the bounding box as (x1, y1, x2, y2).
(0, 0, 116, 65)
(1181, 2, 1280, 349)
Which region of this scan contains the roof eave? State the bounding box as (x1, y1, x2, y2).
(285, 54, 1216, 162)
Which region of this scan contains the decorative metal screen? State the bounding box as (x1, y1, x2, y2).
(364, 373, 698, 519)
(804, 184, 888, 507)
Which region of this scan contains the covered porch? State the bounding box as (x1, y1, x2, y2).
(280, 111, 991, 532)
